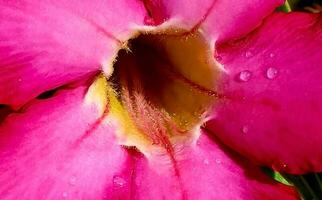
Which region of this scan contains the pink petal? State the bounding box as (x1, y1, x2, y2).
(0, 85, 132, 199)
(144, 0, 283, 42)
(0, 84, 298, 200)
(132, 131, 298, 199)
(0, 0, 146, 109)
(206, 13, 322, 174)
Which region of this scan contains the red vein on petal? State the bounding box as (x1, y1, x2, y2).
(126, 148, 140, 199)
(140, 0, 153, 17)
(51, 2, 122, 44)
(189, 0, 217, 32)
(158, 52, 225, 99)
(80, 17, 123, 44)
(163, 138, 187, 200)
(120, 78, 187, 199)
(73, 104, 110, 147)
(139, 0, 167, 25)
(162, 64, 225, 99)
(164, 0, 217, 37)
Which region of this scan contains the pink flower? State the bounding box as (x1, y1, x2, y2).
(0, 0, 320, 199)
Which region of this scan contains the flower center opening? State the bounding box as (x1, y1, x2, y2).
(106, 29, 221, 150)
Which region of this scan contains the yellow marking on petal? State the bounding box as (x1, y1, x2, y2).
(105, 83, 150, 150)
(83, 74, 150, 153)
(84, 74, 108, 116)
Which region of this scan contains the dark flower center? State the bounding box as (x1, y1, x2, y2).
(108, 29, 221, 147)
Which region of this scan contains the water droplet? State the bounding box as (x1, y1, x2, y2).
(269, 53, 275, 58)
(113, 176, 126, 188)
(69, 176, 76, 186)
(62, 192, 68, 198)
(266, 67, 278, 80)
(272, 162, 288, 171)
(245, 51, 253, 58)
(238, 70, 252, 82)
(203, 159, 209, 165)
(18, 78, 22, 82)
(215, 159, 221, 164)
(241, 126, 249, 134)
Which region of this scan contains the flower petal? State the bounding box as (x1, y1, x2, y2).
(0, 84, 131, 199)
(144, 0, 283, 43)
(131, 131, 298, 199)
(200, 0, 283, 43)
(207, 13, 322, 174)
(0, 0, 146, 109)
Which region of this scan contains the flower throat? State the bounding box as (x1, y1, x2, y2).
(108, 30, 221, 148)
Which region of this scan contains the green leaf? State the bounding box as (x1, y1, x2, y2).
(262, 167, 293, 186)
(277, 0, 292, 12)
(273, 172, 293, 186)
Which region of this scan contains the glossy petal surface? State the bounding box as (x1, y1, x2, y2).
(0, 0, 146, 109)
(132, 131, 298, 200)
(0, 85, 131, 199)
(207, 13, 322, 174)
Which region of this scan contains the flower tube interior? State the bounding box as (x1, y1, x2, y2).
(90, 29, 223, 154)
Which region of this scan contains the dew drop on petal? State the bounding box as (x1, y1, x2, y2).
(272, 162, 288, 171)
(245, 51, 253, 58)
(18, 78, 22, 82)
(238, 70, 252, 82)
(241, 125, 249, 134)
(203, 159, 209, 165)
(69, 176, 76, 186)
(62, 192, 68, 198)
(215, 159, 221, 164)
(266, 67, 279, 80)
(113, 176, 127, 188)
(269, 53, 275, 58)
